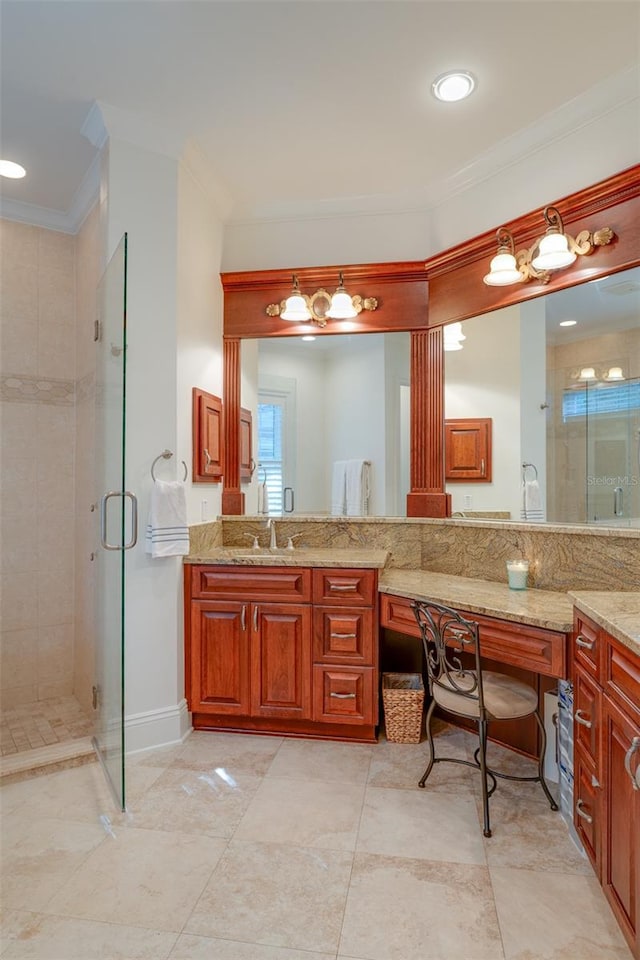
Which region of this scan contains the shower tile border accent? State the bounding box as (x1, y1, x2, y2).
(1, 373, 75, 405)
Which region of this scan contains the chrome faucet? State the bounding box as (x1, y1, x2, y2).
(266, 518, 278, 550)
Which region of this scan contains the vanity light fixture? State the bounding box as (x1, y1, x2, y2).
(443, 322, 466, 351)
(266, 272, 378, 327)
(432, 71, 476, 102)
(604, 366, 625, 381)
(280, 275, 312, 322)
(483, 206, 615, 287)
(578, 367, 597, 381)
(0, 159, 26, 179)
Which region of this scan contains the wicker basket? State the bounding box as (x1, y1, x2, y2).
(382, 672, 425, 743)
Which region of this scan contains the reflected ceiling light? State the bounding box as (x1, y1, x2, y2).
(482, 206, 615, 287)
(327, 272, 358, 320)
(559, 320, 577, 327)
(578, 367, 597, 381)
(266, 271, 378, 327)
(432, 71, 476, 102)
(483, 229, 524, 286)
(443, 322, 466, 351)
(604, 366, 625, 381)
(0, 159, 26, 179)
(301, 335, 316, 342)
(280, 274, 312, 322)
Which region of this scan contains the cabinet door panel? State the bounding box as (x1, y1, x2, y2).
(313, 665, 376, 725)
(605, 633, 640, 724)
(573, 611, 601, 683)
(191, 601, 249, 714)
(192, 388, 223, 482)
(313, 607, 374, 664)
(574, 746, 602, 876)
(602, 696, 640, 955)
(192, 566, 312, 602)
(574, 663, 602, 776)
(251, 603, 312, 719)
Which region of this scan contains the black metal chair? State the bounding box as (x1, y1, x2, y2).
(411, 599, 558, 837)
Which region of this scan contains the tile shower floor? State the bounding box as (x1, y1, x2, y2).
(0, 724, 632, 960)
(0, 697, 93, 757)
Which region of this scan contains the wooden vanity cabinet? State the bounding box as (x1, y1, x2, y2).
(185, 564, 378, 741)
(572, 610, 640, 959)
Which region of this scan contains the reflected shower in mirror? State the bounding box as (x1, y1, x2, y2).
(241, 333, 411, 517)
(445, 266, 640, 526)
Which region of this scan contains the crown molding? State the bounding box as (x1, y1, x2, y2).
(180, 140, 234, 221)
(0, 153, 100, 235)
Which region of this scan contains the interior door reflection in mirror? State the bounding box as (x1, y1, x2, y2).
(241, 333, 411, 517)
(444, 266, 640, 526)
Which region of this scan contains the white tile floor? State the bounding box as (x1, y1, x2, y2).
(0, 724, 632, 960)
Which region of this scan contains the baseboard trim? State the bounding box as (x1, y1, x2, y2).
(125, 698, 192, 754)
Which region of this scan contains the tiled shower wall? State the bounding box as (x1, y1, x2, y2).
(1, 214, 100, 712)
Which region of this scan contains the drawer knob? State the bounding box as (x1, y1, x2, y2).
(330, 692, 356, 699)
(575, 634, 595, 651)
(624, 737, 640, 792)
(576, 799, 593, 824)
(575, 709, 592, 729)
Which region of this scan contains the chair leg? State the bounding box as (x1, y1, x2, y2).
(418, 699, 437, 788)
(478, 716, 492, 837)
(534, 710, 559, 811)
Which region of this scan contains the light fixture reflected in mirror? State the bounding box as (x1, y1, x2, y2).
(604, 366, 625, 381)
(443, 322, 466, 351)
(266, 272, 378, 327)
(578, 366, 597, 381)
(482, 206, 615, 287)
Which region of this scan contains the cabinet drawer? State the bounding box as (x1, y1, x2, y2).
(573, 612, 602, 684)
(313, 607, 375, 664)
(604, 631, 640, 723)
(191, 566, 312, 602)
(313, 568, 376, 607)
(574, 746, 602, 877)
(574, 663, 602, 775)
(312, 666, 376, 725)
(380, 593, 421, 638)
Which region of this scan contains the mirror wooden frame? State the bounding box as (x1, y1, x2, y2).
(220, 164, 640, 518)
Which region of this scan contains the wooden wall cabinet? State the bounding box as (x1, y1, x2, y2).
(572, 610, 640, 959)
(185, 564, 378, 741)
(444, 418, 492, 482)
(240, 407, 254, 482)
(192, 388, 223, 482)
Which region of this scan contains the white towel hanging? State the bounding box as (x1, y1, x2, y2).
(331, 461, 347, 516)
(345, 459, 371, 517)
(145, 479, 190, 558)
(520, 478, 544, 521)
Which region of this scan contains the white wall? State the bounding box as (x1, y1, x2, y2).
(445, 306, 521, 519)
(520, 298, 548, 516)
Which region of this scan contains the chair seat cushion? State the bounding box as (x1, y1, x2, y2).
(433, 669, 538, 720)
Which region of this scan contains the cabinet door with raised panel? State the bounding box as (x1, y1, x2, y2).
(251, 603, 312, 720)
(602, 696, 640, 958)
(190, 600, 250, 714)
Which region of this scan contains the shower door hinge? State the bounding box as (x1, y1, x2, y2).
(92, 685, 100, 710)
(94, 319, 101, 343)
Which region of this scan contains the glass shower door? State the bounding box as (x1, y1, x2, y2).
(585, 378, 640, 525)
(93, 233, 134, 810)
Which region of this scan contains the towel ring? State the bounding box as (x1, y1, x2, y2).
(151, 449, 188, 482)
(522, 462, 538, 481)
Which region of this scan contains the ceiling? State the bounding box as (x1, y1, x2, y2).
(1, 1, 638, 230)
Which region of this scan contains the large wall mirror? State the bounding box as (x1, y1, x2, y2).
(444, 266, 640, 526)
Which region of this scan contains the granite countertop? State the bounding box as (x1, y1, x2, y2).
(184, 547, 390, 569)
(379, 569, 575, 633)
(569, 591, 640, 656)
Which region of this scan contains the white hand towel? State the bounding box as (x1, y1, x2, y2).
(331, 460, 347, 516)
(257, 481, 269, 515)
(520, 479, 545, 521)
(345, 459, 370, 517)
(145, 480, 190, 558)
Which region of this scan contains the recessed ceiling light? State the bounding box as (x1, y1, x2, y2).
(559, 320, 577, 327)
(432, 71, 476, 103)
(0, 159, 26, 179)
(301, 335, 316, 342)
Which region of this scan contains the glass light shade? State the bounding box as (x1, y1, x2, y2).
(327, 290, 357, 320)
(531, 232, 576, 271)
(605, 366, 625, 381)
(578, 367, 597, 381)
(443, 340, 464, 351)
(281, 293, 311, 322)
(483, 251, 523, 286)
(443, 322, 466, 351)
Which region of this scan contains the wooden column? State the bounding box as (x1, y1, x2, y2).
(406, 327, 451, 518)
(221, 337, 245, 515)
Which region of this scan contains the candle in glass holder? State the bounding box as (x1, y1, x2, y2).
(506, 559, 529, 590)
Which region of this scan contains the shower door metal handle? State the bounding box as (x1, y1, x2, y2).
(100, 491, 138, 551)
(283, 487, 295, 513)
(613, 486, 624, 517)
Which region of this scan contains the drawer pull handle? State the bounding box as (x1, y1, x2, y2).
(331, 692, 356, 699)
(624, 737, 640, 791)
(329, 584, 358, 592)
(575, 710, 592, 729)
(253, 605, 258, 632)
(576, 634, 595, 651)
(576, 799, 593, 824)
(241, 605, 246, 631)
(331, 632, 357, 639)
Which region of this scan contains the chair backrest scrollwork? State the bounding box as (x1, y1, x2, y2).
(412, 599, 485, 712)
